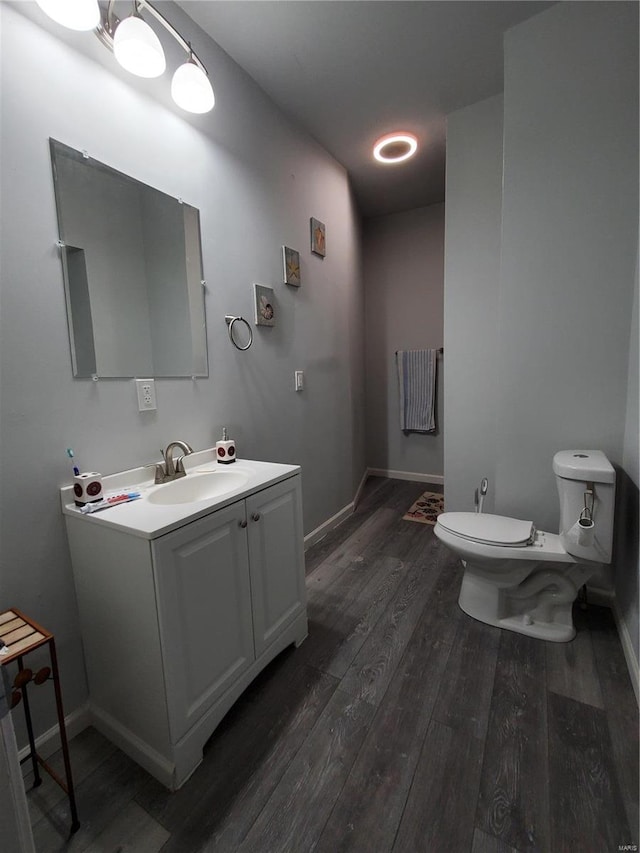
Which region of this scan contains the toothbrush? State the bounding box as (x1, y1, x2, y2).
(79, 492, 141, 514)
(66, 447, 80, 477)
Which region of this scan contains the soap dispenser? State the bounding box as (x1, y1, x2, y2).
(216, 427, 236, 464)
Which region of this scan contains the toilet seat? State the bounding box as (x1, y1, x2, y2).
(436, 512, 535, 547)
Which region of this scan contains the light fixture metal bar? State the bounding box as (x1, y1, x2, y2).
(97, 0, 209, 77)
(137, 0, 208, 75)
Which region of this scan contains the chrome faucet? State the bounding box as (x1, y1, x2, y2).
(154, 440, 194, 484)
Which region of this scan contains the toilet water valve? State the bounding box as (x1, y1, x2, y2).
(475, 478, 489, 513)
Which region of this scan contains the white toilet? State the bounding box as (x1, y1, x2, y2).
(434, 450, 616, 642)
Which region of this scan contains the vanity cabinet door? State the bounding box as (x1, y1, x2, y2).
(152, 502, 254, 742)
(246, 476, 306, 657)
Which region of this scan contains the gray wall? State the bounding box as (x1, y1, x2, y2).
(616, 257, 639, 664)
(444, 95, 503, 513)
(363, 204, 444, 479)
(444, 2, 638, 666)
(496, 1, 638, 540)
(0, 3, 365, 739)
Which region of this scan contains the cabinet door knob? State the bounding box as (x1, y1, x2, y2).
(239, 519, 247, 528)
(251, 512, 261, 522)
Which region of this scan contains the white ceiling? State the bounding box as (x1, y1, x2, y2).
(177, 1, 552, 218)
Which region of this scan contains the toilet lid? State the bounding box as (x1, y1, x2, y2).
(437, 512, 535, 547)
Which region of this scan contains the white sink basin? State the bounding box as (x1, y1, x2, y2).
(146, 470, 249, 506)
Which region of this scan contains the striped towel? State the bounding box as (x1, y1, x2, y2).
(396, 349, 437, 432)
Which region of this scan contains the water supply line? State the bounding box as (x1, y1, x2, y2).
(475, 478, 489, 513)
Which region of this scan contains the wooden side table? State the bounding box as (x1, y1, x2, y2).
(0, 609, 80, 835)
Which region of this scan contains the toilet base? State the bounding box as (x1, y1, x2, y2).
(458, 597, 576, 641)
(458, 569, 580, 642)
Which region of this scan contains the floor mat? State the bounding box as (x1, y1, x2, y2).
(403, 491, 444, 525)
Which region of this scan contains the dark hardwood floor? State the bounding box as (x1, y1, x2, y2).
(25, 477, 639, 852)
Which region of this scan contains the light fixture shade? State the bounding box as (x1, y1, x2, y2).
(36, 0, 100, 31)
(113, 15, 166, 79)
(171, 61, 215, 114)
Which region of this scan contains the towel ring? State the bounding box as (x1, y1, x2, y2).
(225, 315, 253, 351)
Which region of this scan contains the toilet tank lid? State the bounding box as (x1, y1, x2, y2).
(552, 450, 615, 483)
(436, 512, 535, 546)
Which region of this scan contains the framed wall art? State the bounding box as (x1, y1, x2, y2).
(253, 283, 276, 327)
(310, 217, 326, 257)
(282, 246, 301, 286)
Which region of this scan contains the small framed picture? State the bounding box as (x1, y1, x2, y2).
(310, 217, 326, 257)
(253, 283, 276, 327)
(282, 246, 301, 286)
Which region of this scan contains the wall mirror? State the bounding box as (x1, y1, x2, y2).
(49, 139, 208, 378)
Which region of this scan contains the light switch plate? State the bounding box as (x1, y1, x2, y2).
(294, 370, 304, 392)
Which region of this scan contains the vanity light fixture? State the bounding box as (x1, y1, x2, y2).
(171, 54, 216, 114)
(36, 0, 215, 114)
(373, 132, 418, 164)
(35, 0, 100, 31)
(112, 9, 166, 78)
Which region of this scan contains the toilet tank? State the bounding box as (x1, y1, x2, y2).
(553, 450, 616, 563)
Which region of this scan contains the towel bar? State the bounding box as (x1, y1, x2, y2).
(225, 315, 253, 351)
(395, 347, 443, 354)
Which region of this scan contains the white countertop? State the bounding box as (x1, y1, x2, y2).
(60, 450, 300, 540)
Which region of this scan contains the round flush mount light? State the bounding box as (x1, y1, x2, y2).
(373, 132, 418, 164)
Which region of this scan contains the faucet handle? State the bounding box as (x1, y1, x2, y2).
(143, 462, 167, 484)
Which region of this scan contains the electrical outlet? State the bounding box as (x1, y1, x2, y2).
(294, 370, 304, 392)
(135, 378, 156, 411)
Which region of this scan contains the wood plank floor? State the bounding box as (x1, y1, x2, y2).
(24, 477, 639, 852)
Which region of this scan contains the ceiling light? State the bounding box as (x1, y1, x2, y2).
(113, 13, 166, 78)
(36, 0, 100, 32)
(373, 133, 418, 164)
(172, 58, 215, 114)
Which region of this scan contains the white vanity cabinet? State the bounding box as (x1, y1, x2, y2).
(245, 479, 308, 656)
(152, 477, 306, 745)
(63, 464, 307, 790)
(152, 502, 256, 744)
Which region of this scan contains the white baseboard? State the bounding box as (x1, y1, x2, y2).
(367, 468, 444, 486)
(352, 468, 370, 508)
(304, 501, 354, 550)
(612, 600, 640, 704)
(17, 702, 90, 765)
(304, 468, 370, 550)
(586, 585, 639, 704)
(89, 704, 175, 789)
